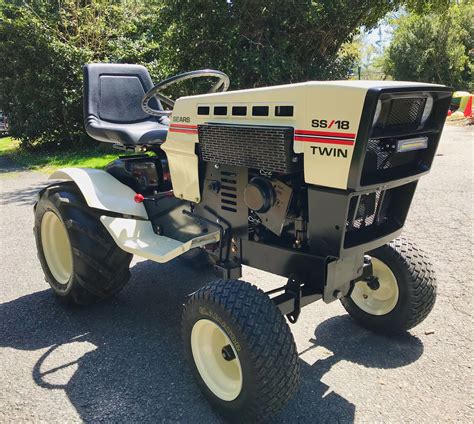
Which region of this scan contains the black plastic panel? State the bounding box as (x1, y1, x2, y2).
(354, 88, 452, 188)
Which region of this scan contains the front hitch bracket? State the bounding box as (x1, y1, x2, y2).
(268, 276, 322, 323)
(284, 277, 302, 323)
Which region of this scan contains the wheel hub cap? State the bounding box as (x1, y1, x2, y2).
(191, 319, 243, 401)
(221, 344, 236, 361)
(41, 211, 73, 285)
(351, 257, 399, 315)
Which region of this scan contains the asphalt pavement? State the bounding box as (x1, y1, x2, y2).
(0, 125, 472, 423)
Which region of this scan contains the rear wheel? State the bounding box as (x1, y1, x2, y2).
(34, 182, 132, 305)
(341, 237, 437, 333)
(182, 279, 299, 422)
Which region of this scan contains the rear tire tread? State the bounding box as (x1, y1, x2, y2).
(34, 181, 132, 305)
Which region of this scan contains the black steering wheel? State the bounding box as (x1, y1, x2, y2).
(141, 69, 230, 117)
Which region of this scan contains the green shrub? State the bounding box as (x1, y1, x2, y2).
(0, 0, 444, 149)
(0, 1, 154, 149)
(384, 2, 473, 90)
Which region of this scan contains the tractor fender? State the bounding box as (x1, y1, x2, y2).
(49, 168, 148, 218)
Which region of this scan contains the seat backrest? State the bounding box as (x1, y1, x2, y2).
(83, 63, 161, 124)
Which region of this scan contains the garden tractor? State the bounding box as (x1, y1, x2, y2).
(34, 64, 452, 421)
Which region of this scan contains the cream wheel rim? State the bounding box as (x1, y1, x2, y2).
(41, 211, 73, 285)
(191, 319, 243, 401)
(351, 257, 399, 316)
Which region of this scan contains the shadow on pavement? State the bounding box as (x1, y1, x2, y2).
(0, 182, 49, 206)
(0, 157, 49, 206)
(282, 316, 423, 422)
(0, 156, 26, 173)
(0, 259, 423, 423)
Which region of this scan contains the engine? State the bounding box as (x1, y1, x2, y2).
(195, 120, 312, 251)
(244, 172, 306, 248)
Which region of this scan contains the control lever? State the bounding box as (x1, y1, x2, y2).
(134, 190, 173, 203)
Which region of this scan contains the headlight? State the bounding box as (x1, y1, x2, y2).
(421, 94, 433, 124)
(396, 136, 428, 153)
(372, 99, 382, 126)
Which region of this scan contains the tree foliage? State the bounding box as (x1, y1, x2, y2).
(154, 1, 396, 88)
(384, 2, 473, 90)
(0, 0, 447, 148)
(0, 1, 152, 147)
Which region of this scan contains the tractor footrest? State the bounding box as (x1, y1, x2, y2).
(100, 216, 220, 263)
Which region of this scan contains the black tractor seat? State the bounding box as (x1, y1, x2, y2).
(83, 63, 168, 146)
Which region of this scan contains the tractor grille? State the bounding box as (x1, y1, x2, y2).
(361, 137, 431, 185)
(344, 189, 391, 248)
(198, 124, 301, 173)
(360, 90, 453, 186)
(384, 97, 426, 129)
(363, 97, 429, 185)
(346, 190, 385, 232)
(343, 182, 417, 249)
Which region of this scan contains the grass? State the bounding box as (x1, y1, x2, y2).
(0, 136, 118, 172)
(0, 136, 19, 153)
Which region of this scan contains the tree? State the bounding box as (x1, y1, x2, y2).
(0, 1, 155, 147)
(152, 0, 421, 89)
(0, 0, 448, 148)
(383, 2, 473, 90)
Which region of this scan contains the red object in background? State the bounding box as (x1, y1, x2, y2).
(134, 193, 145, 203)
(447, 109, 452, 116)
(464, 96, 472, 117)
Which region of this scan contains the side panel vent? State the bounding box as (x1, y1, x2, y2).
(343, 182, 417, 249)
(220, 170, 237, 213)
(346, 190, 385, 231)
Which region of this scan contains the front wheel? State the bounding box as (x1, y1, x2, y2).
(182, 279, 300, 422)
(341, 237, 437, 334)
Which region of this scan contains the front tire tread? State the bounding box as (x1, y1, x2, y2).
(182, 280, 299, 422)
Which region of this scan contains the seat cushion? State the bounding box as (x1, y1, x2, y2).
(86, 117, 169, 145)
(83, 63, 168, 146)
(98, 75, 151, 123)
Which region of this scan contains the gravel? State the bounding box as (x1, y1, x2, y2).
(1, 124, 472, 423)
